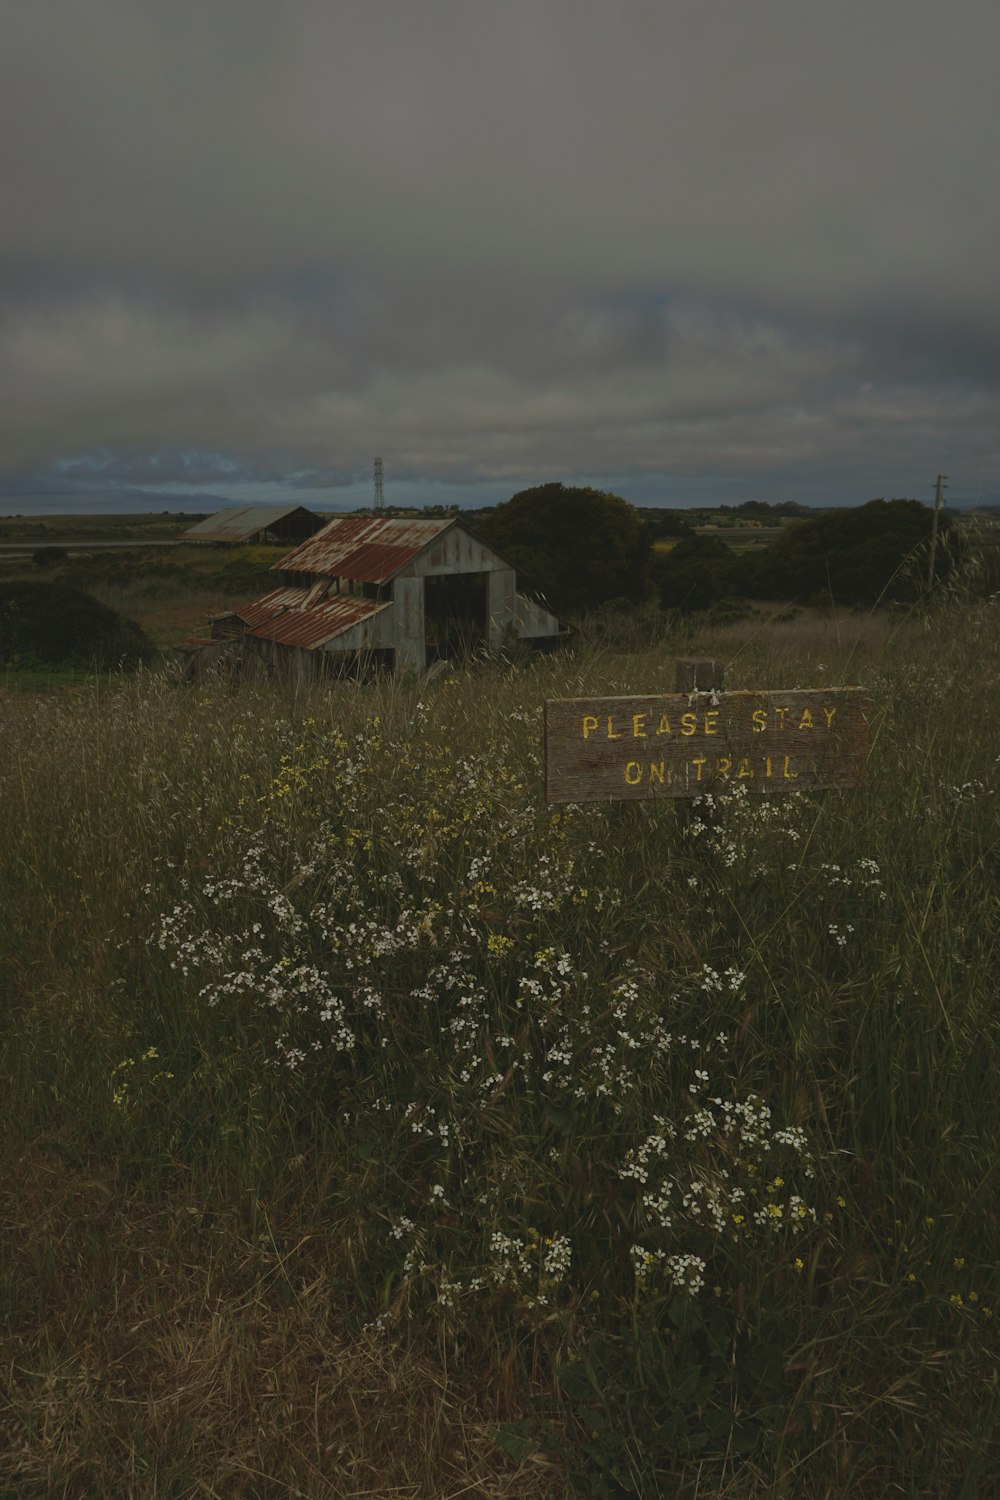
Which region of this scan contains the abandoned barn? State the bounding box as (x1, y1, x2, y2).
(180, 505, 325, 546)
(208, 515, 566, 677)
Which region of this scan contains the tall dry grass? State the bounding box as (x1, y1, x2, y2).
(1, 600, 997, 1497)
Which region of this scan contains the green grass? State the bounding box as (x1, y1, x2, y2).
(1, 603, 998, 1497)
(0, 544, 293, 656)
(0, 512, 200, 542)
(0, 663, 98, 692)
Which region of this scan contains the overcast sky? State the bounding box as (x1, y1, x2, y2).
(2, 0, 997, 514)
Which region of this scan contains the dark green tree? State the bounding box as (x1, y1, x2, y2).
(654, 533, 741, 613)
(745, 499, 949, 605)
(635, 507, 697, 541)
(476, 483, 652, 615)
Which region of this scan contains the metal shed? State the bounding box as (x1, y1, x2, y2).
(227, 515, 567, 676)
(180, 505, 326, 546)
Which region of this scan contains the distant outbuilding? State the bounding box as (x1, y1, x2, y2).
(180, 505, 325, 546)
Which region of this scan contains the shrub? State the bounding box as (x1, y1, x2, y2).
(0, 580, 156, 669)
(31, 545, 70, 569)
(653, 534, 741, 612)
(746, 498, 949, 605)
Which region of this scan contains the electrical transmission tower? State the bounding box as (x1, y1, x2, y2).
(373, 457, 384, 514)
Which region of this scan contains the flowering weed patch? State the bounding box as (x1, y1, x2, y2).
(154, 704, 827, 1336)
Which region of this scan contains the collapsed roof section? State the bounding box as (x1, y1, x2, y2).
(236, 586, 389, 650)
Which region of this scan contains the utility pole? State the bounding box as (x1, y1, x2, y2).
(927, 473, 948, 590)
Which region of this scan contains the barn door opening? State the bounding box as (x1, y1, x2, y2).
(424, 573, 488, 661)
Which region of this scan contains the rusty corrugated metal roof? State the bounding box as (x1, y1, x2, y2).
(243, 588, 390, 649)
(179, 505, 321, 544)
(235, 587, 312, 629)
(274, 516, 455, 582)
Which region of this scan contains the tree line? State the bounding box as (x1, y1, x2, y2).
(471, 483, 958, 616)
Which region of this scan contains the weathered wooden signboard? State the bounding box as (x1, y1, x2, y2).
(544, 685, 870, 805)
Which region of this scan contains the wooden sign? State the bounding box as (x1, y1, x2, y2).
(544, 686, 870, 805)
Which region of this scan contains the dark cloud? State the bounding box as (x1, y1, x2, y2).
(1, 1, 998, 508)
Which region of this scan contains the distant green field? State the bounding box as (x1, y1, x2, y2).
(694, 524, 787, 550)
(0, 511, 200, 542)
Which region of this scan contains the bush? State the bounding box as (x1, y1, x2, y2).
(653, 534, 741, 612)
(0, 580, 156, 670)
(746, 498, 949, 605)
(477, 482, 653, 615)
(31, 545, 70, 569)
(706, 596, 756, 626)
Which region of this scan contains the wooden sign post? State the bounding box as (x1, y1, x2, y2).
(544, 659, 869, 806)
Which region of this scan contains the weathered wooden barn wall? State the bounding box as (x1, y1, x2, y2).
(385, 577, 426, 668)
(409, 529, 505, 576)
(512, 590, 563, 640)
(487, 569, 517, 645)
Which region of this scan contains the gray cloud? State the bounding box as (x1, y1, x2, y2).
(1, 0, 998, 507)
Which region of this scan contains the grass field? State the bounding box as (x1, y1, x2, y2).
(1, 600, 998, 1497)
(692, 526, 787, 552)
(3, 544, 291, 651)
(0, 513, 201, 543)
